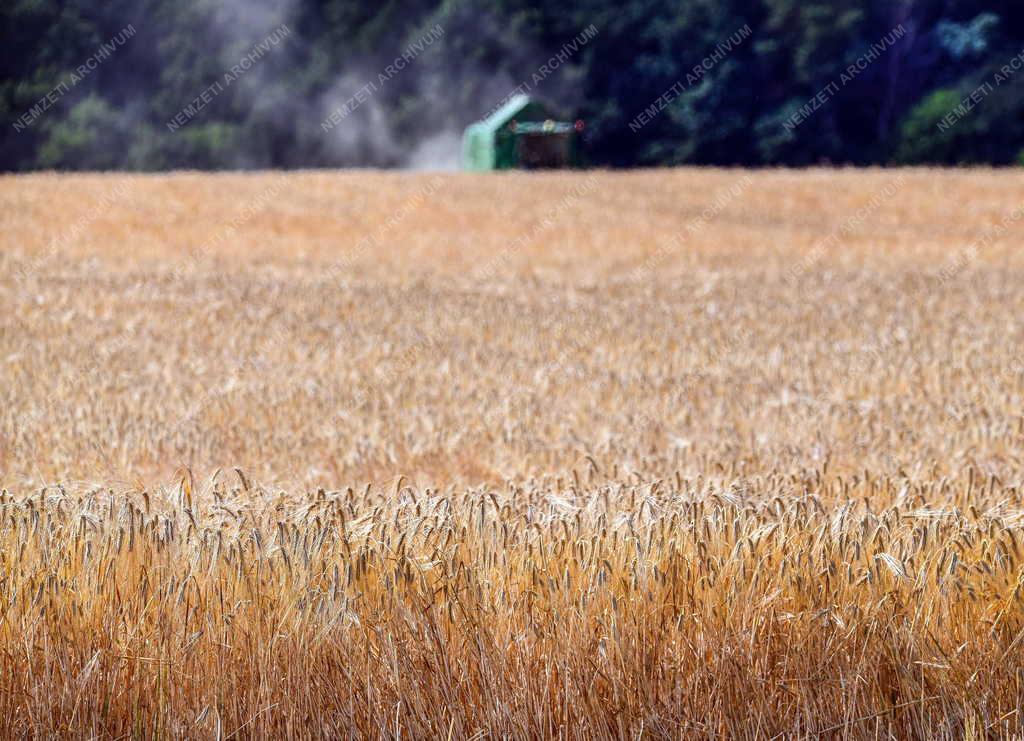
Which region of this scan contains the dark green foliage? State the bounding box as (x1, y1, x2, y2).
(1, 0, 1021, 170)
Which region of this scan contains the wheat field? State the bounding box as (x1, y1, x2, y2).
(2, 169, 1024, 737)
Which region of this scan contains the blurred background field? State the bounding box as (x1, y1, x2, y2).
(3, 169, 1024, 490)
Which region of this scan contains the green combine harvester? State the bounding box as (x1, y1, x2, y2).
(462, 95, 583, 170)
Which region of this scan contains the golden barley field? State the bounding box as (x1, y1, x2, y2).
(2, 168, 1024, 738)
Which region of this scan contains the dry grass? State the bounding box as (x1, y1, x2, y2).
(2, 168, 1024, 737)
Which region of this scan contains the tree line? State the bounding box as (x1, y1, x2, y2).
(2, 0, 1022, 170)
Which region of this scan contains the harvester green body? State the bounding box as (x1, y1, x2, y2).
(462, 95, 581, 171)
